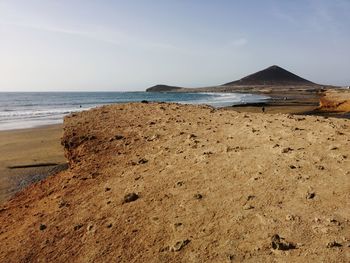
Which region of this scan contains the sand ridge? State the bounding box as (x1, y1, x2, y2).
(0, 103, 349, 262)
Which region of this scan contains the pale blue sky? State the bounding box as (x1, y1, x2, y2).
(0, 0, 349, 91)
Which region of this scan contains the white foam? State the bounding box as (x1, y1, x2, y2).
(178, 92, 269, 106)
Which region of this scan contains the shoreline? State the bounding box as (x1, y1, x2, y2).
(0, 124, 66, 203)
(0, 95, 348, 203)
(1, 88, 349, 132)
(0, 98, 349, 204)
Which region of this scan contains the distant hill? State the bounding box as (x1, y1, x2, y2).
(146, 65, 320, 93)
(146, 84, 184, 92)
(223, 65, 316, 86)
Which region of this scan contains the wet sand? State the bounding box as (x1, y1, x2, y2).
(0, 124, 66, 203)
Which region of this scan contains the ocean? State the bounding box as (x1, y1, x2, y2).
(0, 92, 269, 130)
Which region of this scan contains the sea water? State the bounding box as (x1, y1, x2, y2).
(0, 92, 269, 130)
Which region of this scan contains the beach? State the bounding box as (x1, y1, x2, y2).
(2, 1, 350, 261)
(0, 124, 65, 203)
(0, 92, 320, 204)
(0, 102, 349, 262)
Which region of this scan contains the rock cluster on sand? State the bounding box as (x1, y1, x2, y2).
(0, 102, 349, 262)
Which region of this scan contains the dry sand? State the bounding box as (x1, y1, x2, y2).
(320, 89, 350, 112)
(0, 125, 65, 203)
(0, 103, 349, 262)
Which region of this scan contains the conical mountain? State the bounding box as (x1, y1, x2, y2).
(223, 65, 315, 86)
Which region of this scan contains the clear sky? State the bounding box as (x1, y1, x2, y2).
(0, 0, 349, 91)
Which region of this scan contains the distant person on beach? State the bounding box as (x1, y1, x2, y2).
(262, 107, 265, 113)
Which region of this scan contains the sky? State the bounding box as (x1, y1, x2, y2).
(0, 0, 349, 91)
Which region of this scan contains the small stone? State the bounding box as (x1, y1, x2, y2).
(227, 254, 235, 262)
(106, 223, 113, 228)
(39, 224, 47, 231)
(289, 165, 296, 169)
(138, 158, 148, 164)
(327, 218, 340, 225)
(194, 193, 203, 200)
(74, 224, 83, 231)
(123, 193, 139, 204)
(247, 195, 255, 201)
(115, 135, 124, 139)
(176, 181, 184, 187)
(271, 234, 296, 250)
(188, 134, 197, 139)
(326, 241, 342, 248)
(306, 192, 316, 199)
(243, 204, 254, 210)
(147, 134, 159, 141)
(58, 200, 69, 208)
(170, 239, 191, 252)
(282, 147, 293, 153)
(285, 214, 295, 221)
(105, 187, 111, 192)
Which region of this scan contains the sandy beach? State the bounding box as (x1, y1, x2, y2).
(0, 125, 65, 203)
(2, 0, 350, 261)
(0, 102, 349, 262)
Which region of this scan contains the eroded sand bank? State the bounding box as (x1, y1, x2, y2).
(0, 103, 349, 262)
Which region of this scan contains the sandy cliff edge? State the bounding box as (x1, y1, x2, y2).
(0, 103, 349, 262)
(319, 89, 350, 112)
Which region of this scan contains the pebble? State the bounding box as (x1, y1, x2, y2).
(74, 224, 83, 231)
(243, 204, 254, 210)
(326, 241, 342, 248)
(138, 158, 148, 164)
(271, 234, 296, 250)
(194, 193, 203, 200)
(282, 147, 293, 153)
(306, 192, 316, 199)
(188, 134, 197, 139)
(123, 193, 139, 204)
(285, 214, 295, 221)
(170, 239, 191, 252)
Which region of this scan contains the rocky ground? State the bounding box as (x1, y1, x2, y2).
(0, 102, 349, 262)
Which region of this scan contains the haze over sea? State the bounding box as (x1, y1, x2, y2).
(0, 92, 268, 131)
